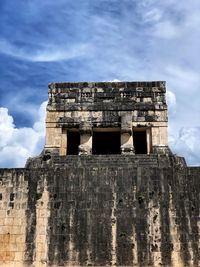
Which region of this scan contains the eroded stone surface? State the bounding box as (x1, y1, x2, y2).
(0, 156, 200, 267)
(0, 81, 199, 266)
(45, 81, 169, 156)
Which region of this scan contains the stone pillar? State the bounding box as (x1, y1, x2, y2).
(120, 112, 134, 154)
(45, 126, 62, 155)
(59, 128, 67, 156)
(79, 122, 92, 155)
(146, 128, 152, 154)
(45, 110, 65, 155)
(151, 126, 171, 154)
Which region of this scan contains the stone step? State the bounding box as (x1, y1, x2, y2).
(52, 155, 159, 167)
(53, 155, 158, 161)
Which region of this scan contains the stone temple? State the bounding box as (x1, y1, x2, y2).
(0, 81, 200, 267)
(45, 81, 169, 156)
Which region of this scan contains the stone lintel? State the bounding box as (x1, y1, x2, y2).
(79, 122, 92, 134)
(121, 128, 132, 134)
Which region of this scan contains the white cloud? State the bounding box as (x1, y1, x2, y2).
(166, 90, 176, 116)
(143, 8, 163, 23)
(31, 44, 89, 62)
(166, 66, 200, 92)
(170, 127, 200, 166)
(153, 21, 178, 39)
(0, 38, 89, 62)
(0, 101, 47, 168)
(0, 108, 14, 147)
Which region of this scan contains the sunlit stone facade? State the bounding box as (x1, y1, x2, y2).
(45, 81, 170, 156)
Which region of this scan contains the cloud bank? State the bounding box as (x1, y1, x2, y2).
(170, 127, 200, 166)
(0, 101, 47, 167)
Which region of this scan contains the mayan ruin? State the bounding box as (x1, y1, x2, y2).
(0, 81, 199, 267)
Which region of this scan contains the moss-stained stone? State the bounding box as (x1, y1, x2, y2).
(0, 155, 200, 266)
(0, 82, 199, 267)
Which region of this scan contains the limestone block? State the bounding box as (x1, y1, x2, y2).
(80, 133, 92, 146)
(46, 122, 57, 128)
(91, 111, 103, 119)
(45, 127, 62, 148)
(159, 126, 168, 146)
(79, 133, 92, 155)
(121, 112, 132, 133)
(46, 111, 64, 123)
(121, 132, 134, 154)
(14, 252, 24, 261)
(79, 144, 92, 155)
(79, 111, 90, 119)
(151, 127, 160, 146)
(151, 126, 168, 146)
(121, 132, 133, 146)
(59, 129, 67, 156)
(143, 97, 152, 103)
(154, 110, 167, 121)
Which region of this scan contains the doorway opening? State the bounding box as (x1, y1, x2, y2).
(133, 130, 147, 154)
(92, 131, 120, 154)
(67, 131, 80, 155)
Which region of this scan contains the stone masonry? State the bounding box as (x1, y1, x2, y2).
(45, 81, 169, 156)
(0, 81, 199, 267)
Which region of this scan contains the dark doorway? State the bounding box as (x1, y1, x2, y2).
(67, 131, 80, 155)
(133, 130, 147, 154)
(92, 131, 121, 154)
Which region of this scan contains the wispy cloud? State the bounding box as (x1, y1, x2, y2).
(0, 0, 200, 165)
(169, 127, 200, 165)
(0, 38, 90, 62)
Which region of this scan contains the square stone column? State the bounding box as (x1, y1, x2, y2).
(151, 126, 171, 154)
(120, 112, 134, 154)
(146, 128, 152, 154)
(79, 122, 92, 155)
(59, 128, 67, 156)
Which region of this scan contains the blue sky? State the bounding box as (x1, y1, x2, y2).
(0, 0, 200, 167)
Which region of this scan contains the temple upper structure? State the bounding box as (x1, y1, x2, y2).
(45, 81, 170, 156)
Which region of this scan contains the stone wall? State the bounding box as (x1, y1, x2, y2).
(45, 81, 169, 155)
(0, 156, 199, 267)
